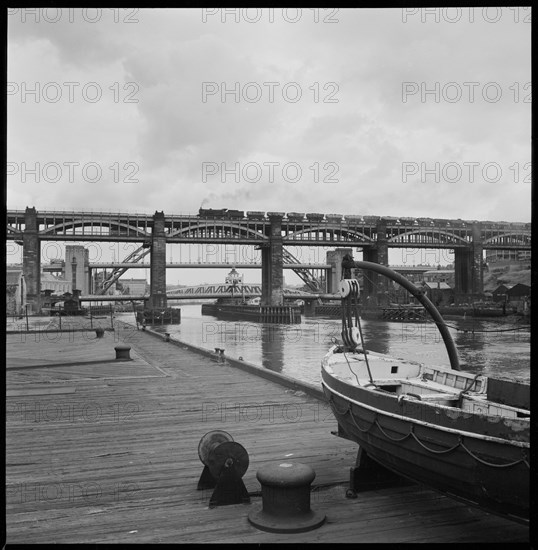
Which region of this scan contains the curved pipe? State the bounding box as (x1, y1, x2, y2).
(342, 256, 460, 371)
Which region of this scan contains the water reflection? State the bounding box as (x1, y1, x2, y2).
(360, 320, 391, 356)
(260, 325, 285, 373)
(142, 305, 530, 385)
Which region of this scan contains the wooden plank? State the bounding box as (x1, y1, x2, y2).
(5, 329, 528, 544)
(7, 387, 78, 397)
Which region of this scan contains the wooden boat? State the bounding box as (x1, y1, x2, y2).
(321, 257, 530, 524)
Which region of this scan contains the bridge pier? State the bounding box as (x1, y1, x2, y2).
(471, 222, 484, 296)
(22, 207, 41, 314)
(362, 221, 389, 307)
(261, 214, 284, 306)
(454, 222, 484, 304)
(148, 211, 167, 309)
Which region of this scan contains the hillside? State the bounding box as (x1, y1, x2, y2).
(484, 264, 531, 293)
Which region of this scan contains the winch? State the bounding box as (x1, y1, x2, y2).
(197, 430, 250, 507)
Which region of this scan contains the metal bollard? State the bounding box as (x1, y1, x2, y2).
(248, 462, 325, 533)
(114, 344, 131, 361)
(213, 348, 225, 363)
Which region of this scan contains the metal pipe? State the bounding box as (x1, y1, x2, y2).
(342, 257, 460, 371)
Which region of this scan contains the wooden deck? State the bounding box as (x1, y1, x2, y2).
(6, 322, 529, 544)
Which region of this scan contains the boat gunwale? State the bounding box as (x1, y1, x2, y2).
(321, 370, 530, 449)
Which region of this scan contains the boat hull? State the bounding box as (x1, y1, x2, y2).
(322, 369, 530, 524)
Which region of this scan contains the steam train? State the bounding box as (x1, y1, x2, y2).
(198, 208, 245, 219)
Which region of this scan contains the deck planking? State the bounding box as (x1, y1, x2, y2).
(5, 324, 529, 544)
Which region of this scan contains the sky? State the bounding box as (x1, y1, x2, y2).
(6, 7, 532, 286)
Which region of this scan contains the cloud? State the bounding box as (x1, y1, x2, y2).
(6, 8, 530, 223)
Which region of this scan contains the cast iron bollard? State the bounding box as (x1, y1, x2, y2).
(213, 348, 225, 363)
(114, 344, 131, 361)
(248, 462, 326, 533)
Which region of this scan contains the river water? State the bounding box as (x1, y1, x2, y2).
(123, 305, 531, 386)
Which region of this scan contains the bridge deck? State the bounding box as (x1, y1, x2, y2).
(6, 325, 528, 544)
(7, 209, 531, 249)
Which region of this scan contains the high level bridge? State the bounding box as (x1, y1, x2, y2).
(7, 207, 531, 312)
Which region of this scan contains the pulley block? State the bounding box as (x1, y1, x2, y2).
(340, 279, 360, 298)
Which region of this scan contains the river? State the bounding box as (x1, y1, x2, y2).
(122, 304, 531, 386)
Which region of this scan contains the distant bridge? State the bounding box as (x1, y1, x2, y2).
(79, 284, 335, 302)
(44, 262, 331, 270)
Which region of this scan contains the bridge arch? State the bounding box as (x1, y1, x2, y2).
(388, 229, 470, 247)
(483, 232, 531, 247)
(285, 227, 374, 243)
(6, 226, 21, 237)
(40, 220, 150, 239)
(168, 222, 267, 241)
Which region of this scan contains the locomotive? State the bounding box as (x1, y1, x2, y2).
(198, 208, 245, 219)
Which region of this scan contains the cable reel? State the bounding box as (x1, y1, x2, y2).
(197, 430, 250, 507)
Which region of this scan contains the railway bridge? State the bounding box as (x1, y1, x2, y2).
(7, 207, 531, 312)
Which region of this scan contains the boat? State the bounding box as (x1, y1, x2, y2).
(321, 256, 530, 524)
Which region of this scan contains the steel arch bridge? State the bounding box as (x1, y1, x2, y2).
(8, 207, 531, 313)
(6, 209, 531, 249)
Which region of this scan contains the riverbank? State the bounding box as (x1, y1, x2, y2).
(5, 323, 528, 543)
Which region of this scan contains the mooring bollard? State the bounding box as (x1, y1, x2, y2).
(212, 348, 225, 363)
(248, 462, 326, 533)
(95, 327, 105, 338)
(114, 344, 131, 361)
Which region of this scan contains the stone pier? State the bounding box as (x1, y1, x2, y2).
(261, 213, 284, 306)
(362, 220, 389, 306)
(22, 207, 41, 313)
(148, 211, 167, 309)
(454, 222, 484, 304)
